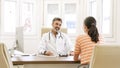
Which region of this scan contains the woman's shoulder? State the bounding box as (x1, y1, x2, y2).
(76, 34, 89, 40)
(78, 34, 88, 38)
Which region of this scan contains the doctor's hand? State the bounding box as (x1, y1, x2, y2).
(45, 51, 54, 56)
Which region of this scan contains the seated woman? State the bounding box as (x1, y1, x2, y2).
(74, 16, 102, 68)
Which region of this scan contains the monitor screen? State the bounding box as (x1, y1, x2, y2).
(16, 27, 24, 52)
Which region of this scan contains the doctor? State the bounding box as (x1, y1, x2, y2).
(39, 17, 73, 56)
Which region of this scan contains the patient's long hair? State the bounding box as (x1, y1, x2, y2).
(84, 16, 99, 43)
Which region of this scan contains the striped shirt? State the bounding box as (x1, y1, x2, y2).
(74, 34, 101, 64)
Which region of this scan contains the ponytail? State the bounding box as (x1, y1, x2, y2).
(84, 16, 99, 43)
(88, 23, 99, 43)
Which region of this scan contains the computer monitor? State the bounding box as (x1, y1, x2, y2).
(15, 27, 24, 52)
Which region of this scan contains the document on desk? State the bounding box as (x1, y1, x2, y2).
(21, 53, 36, 56)
(13, 50, 35, 56)
(38, 55, 57, 58)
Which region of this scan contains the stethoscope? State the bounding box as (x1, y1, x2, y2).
(48, 31, 68, 56)
(48, 31, 63, 40)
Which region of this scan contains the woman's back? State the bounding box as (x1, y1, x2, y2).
(75, 34, 100, 64)
(74, 16, 102, 67)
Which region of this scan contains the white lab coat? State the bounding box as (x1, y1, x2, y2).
(39, 31, 73, 56)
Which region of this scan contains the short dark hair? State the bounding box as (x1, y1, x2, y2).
(52, 17, 62, 23)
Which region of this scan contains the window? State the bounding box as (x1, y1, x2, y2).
(3, 0, 17, 33)
(21, 1, 36, 35)
(88, 0, 113, 37)
(43, 0, 79, 34)
(63, 3, 77, 33)
(44, 1, 60, 28)
(88, 0, 97, 18)
(101, 0, 111, 35)
(1, 0, 36, 35)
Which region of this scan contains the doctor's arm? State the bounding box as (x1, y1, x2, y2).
(38, 36, 47, 55)
(39, 34, 53, 56)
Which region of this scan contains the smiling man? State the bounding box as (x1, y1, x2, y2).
(38, 17, 73, 57)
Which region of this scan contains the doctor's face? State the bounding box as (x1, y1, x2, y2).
(52, 20, 62, 32)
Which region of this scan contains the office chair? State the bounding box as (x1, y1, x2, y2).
(89, 45, 120, 68)
(0, 43, 13, 68)
(41, 28, 67, 36)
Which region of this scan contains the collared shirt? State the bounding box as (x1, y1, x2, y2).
(39, 31, 73, 56)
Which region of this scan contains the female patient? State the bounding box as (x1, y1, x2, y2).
(74, 16, 101, 68)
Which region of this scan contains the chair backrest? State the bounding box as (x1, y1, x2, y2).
(0, 43, 13, 68)
(89, 45, 120, 68)
(41, 28, 67, 36)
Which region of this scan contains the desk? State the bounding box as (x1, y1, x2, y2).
(12, 56, 80, 68)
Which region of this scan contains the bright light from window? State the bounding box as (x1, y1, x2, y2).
(102, 0, 111, 34)
(88, 0, 97, 18)
(63, 4, 77, 34)
(44, 4, 60, 27)
(3, 1, 17, 32)
(88, 0, 111, 35)
(44, 2, 78, 34)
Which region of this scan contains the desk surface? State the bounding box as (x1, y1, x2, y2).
(12, 56, 80, 65)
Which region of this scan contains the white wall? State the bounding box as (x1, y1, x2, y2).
(0, 0, 120, 54)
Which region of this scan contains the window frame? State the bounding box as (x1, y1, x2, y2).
(88, 0, 117, 42)
(43, 0, 80, 36)
(0, 0, 37, 37)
